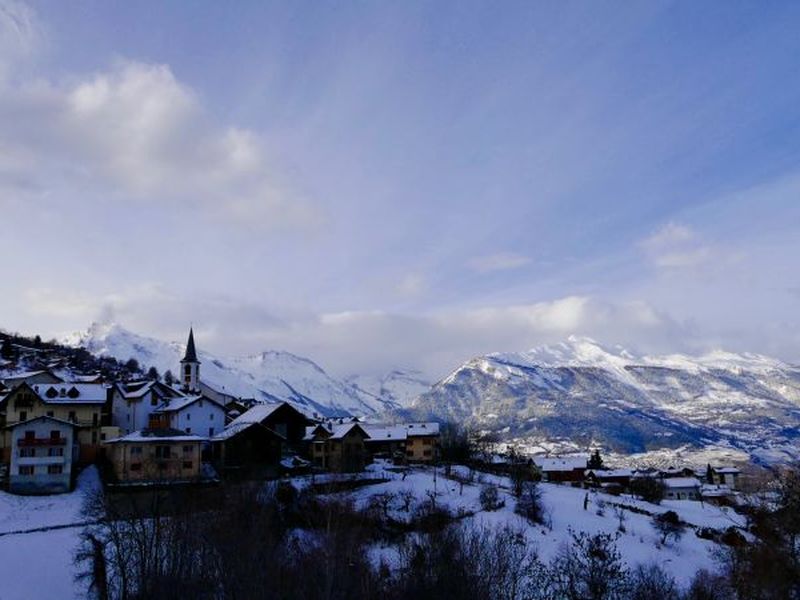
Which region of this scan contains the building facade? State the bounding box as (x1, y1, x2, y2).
(8, 416, 77, 494)
(105, 429, 204, 483)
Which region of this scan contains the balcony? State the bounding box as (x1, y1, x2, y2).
(18, 437, 67, 447)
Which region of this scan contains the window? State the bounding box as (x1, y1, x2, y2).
(24, 430, 35, 440)
(100, 433, 106, 441)
(423, 438, 432, 446)
(19, 447, 35, 457)
(19, 411, 27, 422)
(185, 427, 192, 434)
(19, 465, 35, 475)
(68, 411, 76, 423)
(151, 396, 158, 406)
(46, 411, 54, 417)
(423, 450, 432, 457)
(158, 462, 168, 471)
(50, 430, 61, 440)
(131, 446, 143, 456)
(186, 413, 191, 421)
(92, 413, 98, 426)
(199, 400, 203, 407)
(208, 427, 214, 436)
(130, 463, 142, 472)
(47, 465, 63, 475)
(209, 412, 214, 420)
(126, 414, 131, 423)
(155, 445, 170, 459)
(182, 445, 192, 454)
(48, 447, 64, 457)
(182, 461, 193, 470)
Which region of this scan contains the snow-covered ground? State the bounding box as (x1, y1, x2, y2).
(0, 463, 743, 598)
(0, 467, 99, 600)
(341, 462, 741, 588)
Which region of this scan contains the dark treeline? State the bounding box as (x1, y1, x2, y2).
(75, 465, 800, 600)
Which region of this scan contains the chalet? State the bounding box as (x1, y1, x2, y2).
(7, 416, 77, 494)
(112, 379, 185, 435)
(228, 402, 312, 448)
(660, 467, 696, 479)
(663, 477, 701, 500)
(584, 468, 632, 490)
(148, 394, 225, 438)
(403, 422, 440, 463)
(210, 422, 284, 478)
(710, 466, 741, 489)
(534, 455, 588, 483)
(0, 382, 111, 464)
(306, 423, 370, 472)
(104, 428, 205, 483)
(362, 425, 407, 461)
(1, 369, 63, 389)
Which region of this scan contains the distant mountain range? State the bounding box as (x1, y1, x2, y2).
(64, 322, 428, 418)
(410, 336, 800, 463)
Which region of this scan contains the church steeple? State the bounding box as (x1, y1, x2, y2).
(180, 327, 201, 393)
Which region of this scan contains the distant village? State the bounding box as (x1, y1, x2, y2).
(0, 328, 742, 505)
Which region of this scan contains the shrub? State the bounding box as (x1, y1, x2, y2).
(652, 510, 685, 545)
(479, 483, 502, 511)
(630, 477, 667, 504)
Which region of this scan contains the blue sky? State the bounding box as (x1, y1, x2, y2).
(2, 1, 800, 376)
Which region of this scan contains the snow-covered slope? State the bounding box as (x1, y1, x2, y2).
(66, 323, 405, 417)
(345, 370, 431, 409)
(412, 336, 800, 462)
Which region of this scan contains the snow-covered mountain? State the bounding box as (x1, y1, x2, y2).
(66, 323, 409, 417)
(411, 336, 800, 463)
(345, 370, 431, 409)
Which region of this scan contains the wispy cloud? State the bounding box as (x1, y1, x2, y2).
(640, 222, 713, 269)
(467, 252, 531, 273)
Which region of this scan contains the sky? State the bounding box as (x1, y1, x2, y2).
(1, 0, 800, 379)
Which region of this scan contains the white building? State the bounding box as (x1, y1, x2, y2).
(151, 394, 225, 437)
(8, 416, 77, 494)
(663, 477, 701, 500)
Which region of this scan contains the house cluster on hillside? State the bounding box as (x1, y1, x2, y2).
(0, 328, 440, 494)
(533, 453, 742, 505)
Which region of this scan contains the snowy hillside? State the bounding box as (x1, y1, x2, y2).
(412, 336, 800, 463)
(66, 322, 406, 417)
(345, 369, 431, 409)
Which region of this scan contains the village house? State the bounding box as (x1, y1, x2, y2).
(210, 422, 284, 478)
(112, 379, 186, 435)
(584, 468, 633, 492)
(663, 477, 701, 500)
(7, 416, 77, 494)
(104, 428, 205, 483)
(229, 402, 312, 449)
(0, 382, 111, 464)
(403, 422, 440, 463)
(534, 455, 588, 483)
(306, 422, 370, 472)
(1, 369, 64, 389)
(148, 394, 225, 438)
(710, 466, 741, 489)
(362, 425, 407, 461)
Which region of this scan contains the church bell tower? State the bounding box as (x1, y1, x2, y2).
(180, 327, 201, 393)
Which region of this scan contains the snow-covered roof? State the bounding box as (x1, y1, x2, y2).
(663, 477, 701, 488)
(105, 428, 206, 444)
(153, 393, 224, 413)
(212, 421, 285, 442)
(31, 383, 109, 404)
(713, 467, 740, 474)
(329, 423, 369, 440)
(362, 425, 408, 442)
(586, 468, 633, 478)
(404, 422, 439, 436)
(700, 484, 735, 497)
(534, 455, 588, 472)
(227, 402, 283, 427)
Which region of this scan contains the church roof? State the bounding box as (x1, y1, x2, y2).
(182, 327, 199, 363)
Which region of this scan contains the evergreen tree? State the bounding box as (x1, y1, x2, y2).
(146, 366, 160, 381)
(164, 370, 174, 385)
(706, 463, 714, 484)
(588, 449, 604, 470)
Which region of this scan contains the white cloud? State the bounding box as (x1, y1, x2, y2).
(0, 0, 41, 79)
(640, 221, 713, 269)
(0, 59, 320, 231)
(467, 252, 532, 273)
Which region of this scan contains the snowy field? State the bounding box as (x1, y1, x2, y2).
(0, 467, 99, 600)
(0, 463, 744, 598)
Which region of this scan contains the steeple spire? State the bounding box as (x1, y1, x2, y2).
(180, 327, 200, 392)
(182, 327, 199, 363)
